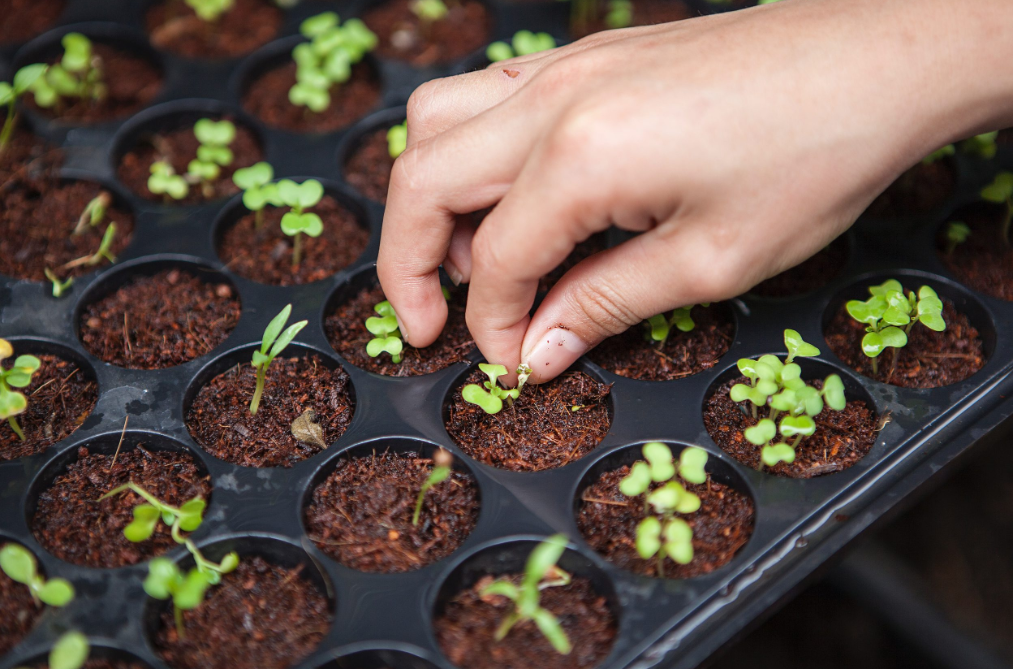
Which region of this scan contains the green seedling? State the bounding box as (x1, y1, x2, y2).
(462, 363, 522, 415)
(186, 0, 235, 21)
(922, 143, 955, 165)
(99, 482, 206, 543)
(148, 161, 189, 201)
(413, 448, 453, 526)
(980, 171, 1013, 246)
(387, 121, 407, 159)
(31, 33, 106, 110)
(411, 0, 449, 26)
(0, 340, 41, 441)
(0, 64, 46, 153)
(64, 223, 117, 271)
(232, 162, 279, 229)
(604, 0, 633, 28)
(960, 131, 999, 160)
(185, 118, 236, 198)
(276, 179, 324, 268)
(251, 304, 307, 414)
(144, 550, 240, 637)
(289, 13, 377, 113)
(0, 543, 74, 607)
(45, 268, 74, 298)
(729, 328, 818, 419)
(73, 191, 111, 235)
(944, 221, 971, 255)
(16, 631, 91, 669)
(365, 300, 403, 363)
(486, 30, 557, 62)
(644, 304, 710, 346)
(481, 534, 573, 655)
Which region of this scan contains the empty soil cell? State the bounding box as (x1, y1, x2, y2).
(865, 158, 956, 218)
(825, 298, 985, 388)
(32, 446, 212, 568)
(572, 0, 694, 37)
(117, 118, 262, 204)
(154, 556, 330, 669)
(364, 0, 491, 67)
(0, 0, 64, 44)
(539, 234, 608, 293)
(305, 449, 479, 573)
(445, 370, 611, 472)
(187, 355, 355, 468)
(937, 203, 1013, 301)
(434, 574, 616, 669)
(750, 236, 849, 298)
(244, 61, 380, 133)
(0, 354, 97, 461)
(344, 127, 396, 203)
(78, 268, 241, 369)
(147, 0, 282, 59)
(588, 304, 734, 381)
(704, 377, 878, 477)
(0, 555, 43, 654)
(325, 283, 473, 376)
(0, 180, 134, 282)
(0, 124, 62, 185)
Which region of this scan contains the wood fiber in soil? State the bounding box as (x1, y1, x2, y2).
(937, 203, 1013, 301)
(0, 354, 97, 461)
(365, 0, 490, 66)
(26, 45, 161, 123)
(117, 119, 262, 204)
(155, 557, 330, 669)
(344, 127, 396, 203)
(579, 467, 753, 578)
(445, 370, 611, 472)
(750, 236, 849, 298)
(0, 560, 42, 655)
(825, 299, 984, 388)
(704, 377, 878, 477)
(589, 303, 734, 381)
(572, 0, 694, 37)
(0, 124, 62, 184)
(0, 179, 133, 282)
(32, 446, 211, 568)
(147, 0, 282, 59)
(187, 355, 355, 468)
(866, 158, 956, 218)
(326, 283, 473, 376)
(244, 62, 380, 133)
(305, 450, 479, 573)
(434, 575, 616, 669)
(0, 0, 64, 44)
(539, 233, 608, 293)
(79, 268, 240, 369)
(219, 196, 369, 285)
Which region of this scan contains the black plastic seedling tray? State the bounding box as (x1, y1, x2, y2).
(3, 1, 1013, 668)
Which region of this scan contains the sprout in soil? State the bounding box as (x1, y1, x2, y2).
(0, 340, 41, 441)
(277, 179, 325, 268)
(15, 631, 91, 669)
(250, 304, 308, 414)
(99, 482, 206, 543)
(30, 33, 106, 110)
(980, 171, 1013, 246)
(144, 550, 240, 637)
(148, 161, 189, 202)
(289, 12, 378, 113)
(63, 223, 117, 271)
(481, 534, 573, 655)
(73, 191, 111, 235)
(960, 131, 999, 160)
(604, 0, 633, 28)
(462, 363, 524, 415)
(387, 121, 407, 159)
(45, 268, 74, 298)
(570, 0, 630, 36)
(413, 448, 453, 526)
(186, 0, 235, 22)
(922, 143, 955, 165)
(411, 0, 449, 31)
(365, 300, 403, 363)
(232, 161, 279, 229)
(944, 221, 971, 255)
(187, 118, 236, 198)
(0, 64, 46, 153)
(0, 542, 75, 607)
(486, 31, 557, 62)
(644, 303, 710, 346)
(845, 279, 946, 377)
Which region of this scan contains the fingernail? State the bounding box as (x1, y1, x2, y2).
(396, 315, 409, 344)
(523, 328, 589, 383)
(443, 259, 464, 286)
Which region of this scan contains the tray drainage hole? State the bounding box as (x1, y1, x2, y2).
(935, 203, 1013, 303)
(318, 649, 441, 669)
(145, 0, 282, 60)
(0, 537, 47, 655)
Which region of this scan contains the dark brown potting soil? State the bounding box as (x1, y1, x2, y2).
(325, 283, 473, 376)
(588, 303, 734, 381)
(825, 298, 985, 388)
(147, 0, 282, 59)
(750, 236, 849, 298)
(572, 0, 695, 37)
(0, 0, 64, 44)
(116, 118, 262, 204)
(305, 449, 479, 573)
(445, 369, 611, 472)
(344, 127, 395, 203)
(186, 355, 355, 468)
(154, 557, 330, 669)
(539, 233, 608, 293)
(32, 446, 212, 568)
(865, 158, 956, 218)
(937, 203, 1013, 301)
(40, 660, 147, 669)
(78, 268, 241, 369)
(217, 196, 369, 285)
(434, 574, 616, 669)
(0, 354, 97, 461)
(0, 124, 62, 185)
(365, 0, 491, 66)
(0, 557, 42, 654)
(704, 377, 878, 477)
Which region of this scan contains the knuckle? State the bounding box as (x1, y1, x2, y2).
(405, 79, 444, 135)
(564, 281, 643, 338)
(469, 225, 510, 276)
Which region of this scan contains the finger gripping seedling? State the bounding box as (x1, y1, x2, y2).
(486, 31, 557, 62)
(365, 300, 404, 363)
(0, 64, 46, 153)
(980, 171, 1013, 246)
(185, 118, 236, 198)
(0, 339, 41, 441)
(250, 304, 308, 414)
(644, 304, 710, 346)
(413, 448, 453, 526)
(0, 542, 75, 607)
(277, 179, 325, 268)
(30, 33, 106, 110)
(232, 162, 279, 229)
(462, 363, 522, 415)
(289, 13, 378, 114)
(387, 121, 407, 159)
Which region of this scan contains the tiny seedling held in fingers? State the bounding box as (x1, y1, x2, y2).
(277, 179, 325, 268)
(250, 304, 308, 414)
(0, 542, 75, 607)
(0, 339, 42, 441)
(980, 171, 1013, 246)
(413, 448, 453, 526)
(289, 13, 378, 113)
(30, 33, 106, 110)
(232, 162, 279, 229)
(387, 121, 407, 159)
(365, 300, 403, 363)
(462, 363, 521, 415)
(944, 221, 971, 255)
(486, 30, 556, 62)
(0, 64, 46, 153)
(644, 304, 710, 346)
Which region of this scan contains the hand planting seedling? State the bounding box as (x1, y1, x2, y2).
(0, 64, 46, 153)
(289, 12, 378, 113)
(980, 171, 1013, 245)
(144, 551, 240, 637)
(486, 31, 557, 62)
(960, 131, 999, 159)
(148, 162, 190, 201)
(0, 542, 75, 607)
(186, 0, 235, 22)
(413, 448, 453, 526)
(0, 340, 41, 441)
(365, 300, 404, 363)
(387, 121, 407, 159)
(644, 303, 710, 345)
(250, 304, 307, 414)
(944, 221, 971, 255)
(15, 631, 91, 669)
(187, 118, 236, 198)
(30, 33, 106, 110)
(481, 534, 573, 655)
(462, 363, 522, 414)
(232, 161, 279, 229)
(277, 179, 325, 268)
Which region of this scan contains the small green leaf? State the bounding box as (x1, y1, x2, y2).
(869, 279, 904, 297)
(37, 578, 75, 607)
(523, 534, 567, 591)
(784, 329, 819, 362)
(61, 33, 92, 73)
(532, 607, 572, 655)
(761, 443, 796, 467)
(482, 579, 520, 600)
(663, 517, 694, 565)
(187, 159, 220, 181)
(642, 441, 675, 482)
(173, 569, 211, 610)
(233, 162, 273, 190)
(678, 447, 708, 485)
(635, 516, 662, 559)
(779, 415, 816, 438)
(462, 384, 502, 414)
(261, 304, 292, 353)
(0, 388, 28, 420)
(48, 631, 89, 669)
(193, 118, 236, 147)
(143, 558, 180, 600)
(387, 121, 408, 159)
(301, 11, 340, 38)
(12, 64, 47, 95)
(646, 314, 670, 343)
(289, 82, 331, 112)
(0, 543, 36, 584)
(268, 320, 308, 360)
(123, 504, 160, 542)
(513, 30, 556, 56)
(981, 172, 1013, 203)
(730, 383, 768, 407)
(280, 211, 324, 236)
(486, 41, 514, 62)
(618, 461, 652, 497)
(366, 336, 403, 359)
(916, 286, 945, 331)
(219, 552, 240, 574)
(861, 326, 907, 358)
(822, 374, 847, 410)
(177, 498, 206, 532)
(744, 419, 776, 446)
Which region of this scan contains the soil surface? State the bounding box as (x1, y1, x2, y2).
(0, 124, 62, 185)
(589, 303, 734, 381)
(344, 127, 396, 203)
(937, 203, 1013, 301)
(0, 556, 42, 654)
(32, 446, 212, 568)
(434, 574, 616, 669)
(117, 118, 262, 204)
(825, 298, 985, 388)
(704, 377, 878, 477)
(445, 369, 612, 472)
(187, 355, 355, 468)
(0, 354, 97, 461)
(326, 283, 473, 376)
(572, 0, 695, 37)
(0, 179, 133, 282)
(365, 0, 491, 66)
(154, 557, 330, 669)
(539, 233, 608, 293)
(37, 661, 147, 669)
(0, 0, 64, 44)
(865, 158, 956, 218)
(750, 236, 849, 298)
(305, 449, 479, 573)
(147, 0, 282, 59)
(79, 268, 241, 369)
(244, 61, 380, 133)
(218, 196, 369, 285)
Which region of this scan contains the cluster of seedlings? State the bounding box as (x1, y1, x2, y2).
(147, 119, 237, 201)
(289, 12, 378, 114)
(0, 340, 41, 442)
(486, 31, 557, 62)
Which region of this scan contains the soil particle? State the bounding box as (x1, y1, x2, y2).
(750, 236, 849, 298)
(572, 0, 694, 37)
(865, 158, 956, 218)
(344, 127, 396, 203)
(365, 0, 491, 66)
(937, 203, 1013, 301)
(0, 556, 42, 654)
(0, 0, 64, 44)
(147, 0, 282, 59)
(539, 233, 608, 293)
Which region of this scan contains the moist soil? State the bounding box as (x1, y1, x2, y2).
(305, 449, 479, 573)
(578, 466, 754, 578)
(25, 45, 161, 124)
(572, 0, 695, 37)
(434, 575, 616, 669)
(244, 61, 380, 133)
(0, 558, 42, 655)
(365, 0, 491, 67)
(704, 377, 878, 477)
(0, 354, 97, 461)
(588, 303, 734, 381)
(325, 283, 473, 376)
(147, 0, 282, 59)
(117, 118, 262, 204)
(218, 196, 369, 285)
(445, 370, 612, 472)
(750, 236, 850, 298)
(825, 298, 984, 388)
(539, 233, 608, 293)
(0, 179, 134, 282)
(937, 203, 1013, 301)
(0, 124, 63, 185)
(154, 557, 330, 669)
(186, 355, 355, 468)
(344, 127, 396, 203)
(78, 268, 241, 369)
(865, 158, 956, 218)
(0, 0, 64, 44)
(32, 445, 212, 569)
